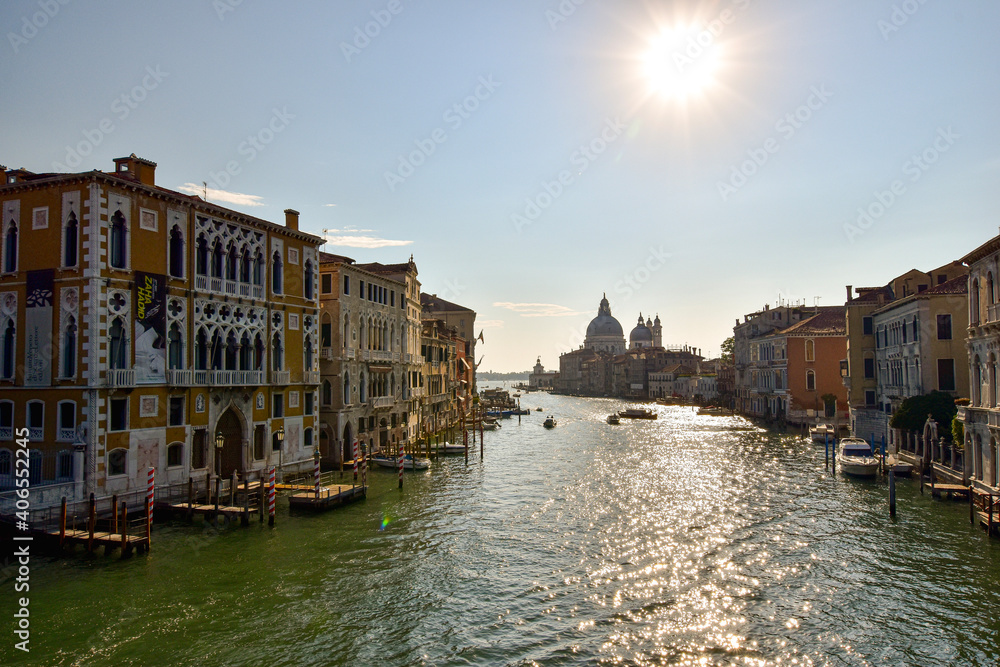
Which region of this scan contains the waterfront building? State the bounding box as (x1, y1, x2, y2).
(528, 357, 558, 389)
(421, 292, 477, 394)
(741, 308, 847, 424)
(420, 317, 459, 438)
(0, 155, 322, 504)
(874, 276, 969, 446)
(959, 234, 1000, 491)
(733, 304, 823, 417)
(317, 254, 421, 462)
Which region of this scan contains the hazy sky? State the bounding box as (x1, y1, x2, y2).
(3, 0, 999, 372)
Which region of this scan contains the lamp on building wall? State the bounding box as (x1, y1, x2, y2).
(215, 430, 224, 476)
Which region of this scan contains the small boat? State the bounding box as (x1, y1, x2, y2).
(607, 414, 620, 425)
(535, 407, 543, 412)
(619, 408, 657, 420)
(437, 442, 467, 455)
(810, 424, 835, 443)
(885, 455, 913, 476)
(482, 421, 500, 431)
(513, 393, 521, 398)
(697, 406, 728, 416)
(838, 438, 879, 477)
(371, 454, 430, 470)
(543, 416, 557, 428)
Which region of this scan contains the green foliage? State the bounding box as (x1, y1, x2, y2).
(952, 416, 964, 449)
(720, 336, 734, 362)
(889, 391, 958, 442)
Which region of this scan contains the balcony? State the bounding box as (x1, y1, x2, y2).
(371, 396, 394, 409)
(224, 279, 238, 296)
(410, 387, 425, 398)
(392, 352, 400, 363)
(345, 348, 356, 360)
(987, 303, 1000, 325)
(271, 370, 291, 385)
(210, 276, 223, 293)
(106, 369, 135, 388)
(29, 427, 43, 441)
(430, 392, 449, 403)
(321, 348, 334, 361)
(58, 427, 76, 442)
(0, 426, 10, 440)
(205, 370, 264, 386)
(166, 369, 193, 386)
(303, 371, 321, 385)
(195, 274, 208, 291)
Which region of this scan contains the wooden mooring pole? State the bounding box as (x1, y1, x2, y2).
(889, 470, 896, 517)
(187, 477, 194, 521)
(398, 438, 404, 489)
(119, 502, 128, 552)
(59, 497, 67, 548)
(87, 493, 96, 553)
(825, 433, 829, 469)
(969, 485, 975, 525)
(268, 466, 276, 527)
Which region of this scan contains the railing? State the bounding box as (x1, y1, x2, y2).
(410, 387, 425, 398)
(392, 352, 400, 363)
(224, 279, 238, 296)
(987, 303, 1000, 325)
(321, 349, 334, 360)
(271, 370, 291, 385)
(0, 426, 11, 440)
(29, 427, 43, 440)
(371, 396, 393, 409)
(430, 392, 449, 403)
(106, 369, 135, 388)
(372, 350, 391, 362)
(210, 277, 223, 292)
(206, 370, 264, 386)
(251, 284, 263, 300)
(167, 369, 193, 386)
(195, 274, 208, 290)
(345, 348, 356, 360)
(362, 350, 371, 361)
(193, 370, 208, 385)
(58, 427, 76, 442)
(303, 371, 320, 385)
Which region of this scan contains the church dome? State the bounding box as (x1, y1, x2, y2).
(630, 314, 653, 343)
(586, 295, 624, 337)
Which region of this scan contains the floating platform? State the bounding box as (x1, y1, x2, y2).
(287, 484, 366, 511)
(155, 501, 259, 521)
(921, 481, 970, 500)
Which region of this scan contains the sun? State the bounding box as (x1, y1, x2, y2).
(643, 25, 724, 101)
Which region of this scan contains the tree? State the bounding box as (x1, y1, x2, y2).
(720, 336, 734, 363)
(889, 391, 958, 442)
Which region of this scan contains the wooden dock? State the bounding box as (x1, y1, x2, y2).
(287, 484, 366, 511)
(155, 501, 260, 521)
(46, 527, 149, 556)
(921, 481, 970, 500)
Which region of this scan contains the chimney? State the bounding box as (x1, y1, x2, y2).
(846, 285, 852, 303)
(284, 208, 299, 231)
(112, 154, 156, 186)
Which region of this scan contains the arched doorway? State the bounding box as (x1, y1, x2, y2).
(342, 423, 353, 461)
(216, 408, 244, 478)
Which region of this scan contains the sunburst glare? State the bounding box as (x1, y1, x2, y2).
(643, 24, 725, 101)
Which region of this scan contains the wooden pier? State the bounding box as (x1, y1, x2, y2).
(287, 484, 366, 511)
(921, 481, 970, 500)
(971, 489, 1000, 537)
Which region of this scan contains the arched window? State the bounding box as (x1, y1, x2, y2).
(168, 323, 184, 370)
(0, 449, 10, 477)
(169, 225, 184, 278)
(109, 318, 128, 370)
(974, 355, 983, 405)
(972, 278, 981, 323)
(360, 372, 367, 403)
(805, 370, 816, 391)
(167, 442, 184, 468)
(226, 244, 238, 281)
(272, 333, 283, 370)
(303, 260, 314, 300)
(194, 327, 208, 370)
(239, 332, 253, 371)
(209, 330, 223, 370)
(109, 211, 127, 269)
(211, 240, 224, 278)
(240, 248, 251, 283)
(62, 316, 77, 378)
(63, 211, 78, 268)
(4, 220, 17, 273)
(253, 251, 264, 286)
(304, 427, 313, 449)
(804, 339, 815, 362)
(225, 331, 238, 370)
(254, 334, 265, 370)
(196, 235, 209, 276)
(344, 316, 350, 349)
(108, 448, 127, 477)
(323, 379, 333, 406)
(990, 272, 996, 306)
(271, 251, 283, 294)
(304, 338, 314, 371)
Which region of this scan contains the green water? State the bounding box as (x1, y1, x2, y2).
(5, 393, 1000, 666)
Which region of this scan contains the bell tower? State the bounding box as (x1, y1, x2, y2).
(652, 314, 662, 348)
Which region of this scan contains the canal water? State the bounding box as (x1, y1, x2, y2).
(6, 391, 1000, 666)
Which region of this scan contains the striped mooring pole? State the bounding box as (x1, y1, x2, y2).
(268, 466, 276, 526)
(352, 440, 359, 482)
(361, 444, 367, 492)
(146, 466, 155, 538)
(398, 439, 404, 489)
(314, 449, 321, 499)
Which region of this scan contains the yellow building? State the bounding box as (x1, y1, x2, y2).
(0, 154, 322, 505)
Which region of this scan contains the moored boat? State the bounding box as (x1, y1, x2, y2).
(607, 414, 620, 425)
(810, 424, 835, 443)
(437, 442, 467, 455)
(371, 454, 431, 470)
(838, 438, 879, 477)
(543, 416, 557, 428)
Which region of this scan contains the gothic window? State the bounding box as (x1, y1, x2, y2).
(226, 244, 238, 281)
(323, 379, 333, 406)
(304, 338, 314, 371)
(271, 251, 283, 294)
(304, 260, 314, 300)
(254, 333, 265, 370)
(196, 235, 209, 276)
(169, 225, 184, 278)
(210, 331, 223, 370)
(240, 332, 253, 371)
(3, 220, 17, 273)
(272, 333, 283, 370)
(1, 320, 13, 379)
(108, 318, 128, 369)
(253, 250, 264, 286)
(225, 331, 238, 370)
(211, 240, 224, 278)
(168, 323, 184, 370)
(109, 211, 127, 269)
(240, 248, 251, 283)
(108, 448, 127, 477)
(194, 327, 208, 370)
(62, 316, 77, 378)
(63, 211, 78, 268)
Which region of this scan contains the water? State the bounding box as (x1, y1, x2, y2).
(6, 392, 1000, 666)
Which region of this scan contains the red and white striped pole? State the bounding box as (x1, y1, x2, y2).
(398, 439, 404, 489)
(463, 427, 469, 464)
(352, 440, 359, 482)
(267, 466, 276, 526)
(314, 449, 321, 499)
(146, 466, 155, 543)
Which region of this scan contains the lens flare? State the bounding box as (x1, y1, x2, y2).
(643, 24, 724, 101)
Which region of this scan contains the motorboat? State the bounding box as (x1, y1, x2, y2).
(543, 416, 557, 428)
(810, 424, 835, 443)
(697, 406, 728, 416)
(371, 454, 430, 470)
(437, 441, 467, 455)
(607, 414, 620, 425)
(837, 438, 879, 477)
(619, 408, 657, 420)
(535, 407, 543, 412)
(885, 455, 913, 476)
(482, 421, 500, 431)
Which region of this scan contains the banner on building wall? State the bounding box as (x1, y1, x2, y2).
(134, 271, 166, 384)
(24, 269, 54, 387)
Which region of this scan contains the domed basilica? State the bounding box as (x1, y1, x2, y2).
(584, 294, 661, 354)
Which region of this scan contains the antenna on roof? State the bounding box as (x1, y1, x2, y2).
(321, 229, 332, 250)
(202, 181, 208, 202)
(813, 296, 821, 306)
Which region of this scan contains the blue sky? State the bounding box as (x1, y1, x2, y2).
(2, 0, 999, 372)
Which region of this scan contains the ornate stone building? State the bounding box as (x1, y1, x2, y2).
(0, 155, 322, 504)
